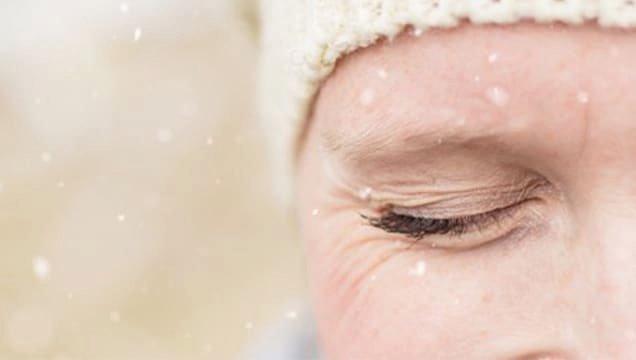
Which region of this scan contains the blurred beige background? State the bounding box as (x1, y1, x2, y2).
(0, 1, 305, 359)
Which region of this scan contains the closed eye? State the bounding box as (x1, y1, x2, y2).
(363, 198, 544, 250)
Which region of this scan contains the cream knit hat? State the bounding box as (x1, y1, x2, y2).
(260, 0, 636, 201)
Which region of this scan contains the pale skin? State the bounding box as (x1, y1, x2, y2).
(296, 23, 636, 359)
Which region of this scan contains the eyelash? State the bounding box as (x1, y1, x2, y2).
(363, 204, 517, 240)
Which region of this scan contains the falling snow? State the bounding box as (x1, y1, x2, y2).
(32, 256, 50, 280)
(134, 27, 142, 42)
(41, 152, 52, 163)
(488, 52, 499, 64)
(117, 214, 126, 222)
(358, 187, 372, 201)
(285, 311, 298, 320)
(486, 86, 510, 107)
(120, 2, 129, 13)
(244, 322, 254, 330)
(312, 209, 320, 216)
(377, 68, 388, 79)
(359, 88, 375, 106)
(206, 137, 214, 145)
(156, 128, 173, 143)
(577, 91, 590, 104)
(408, 260, 427, 277)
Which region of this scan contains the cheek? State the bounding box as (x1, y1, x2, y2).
(302, 211, 593, 359)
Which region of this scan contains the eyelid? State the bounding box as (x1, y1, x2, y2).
(372, 199, 545, 250)
(391, 199, 522, 221)
(384, 176, 549, 219)
(446, 199, 545, 250)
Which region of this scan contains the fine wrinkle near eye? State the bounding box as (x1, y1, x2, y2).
(362, 174, 553, 250)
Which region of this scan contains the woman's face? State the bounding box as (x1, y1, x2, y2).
(297, 23, 636, 359)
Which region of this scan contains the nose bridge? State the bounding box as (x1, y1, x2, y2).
(585, 204, 636, 355)
(558, 58, 636, 357)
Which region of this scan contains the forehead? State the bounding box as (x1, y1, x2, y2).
(313, 23, 636, 167)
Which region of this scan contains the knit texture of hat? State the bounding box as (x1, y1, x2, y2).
(260, 0, 636, 203)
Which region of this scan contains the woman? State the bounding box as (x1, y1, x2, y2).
(260, 1, 636, 358)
